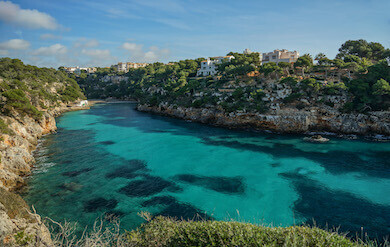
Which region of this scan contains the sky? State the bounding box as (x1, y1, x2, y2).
(0, 0, 389, 68)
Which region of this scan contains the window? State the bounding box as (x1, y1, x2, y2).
(272, 55, 276, 59)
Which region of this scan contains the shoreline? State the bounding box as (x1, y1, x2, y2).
(136, 104, 390, 141)
(0, 101, 90, 246)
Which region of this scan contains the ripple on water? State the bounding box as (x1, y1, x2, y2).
(33, 162, 56, 174)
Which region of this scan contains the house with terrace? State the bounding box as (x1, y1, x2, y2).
(197, 55, 235, 76)
(262, 49, 299, 64)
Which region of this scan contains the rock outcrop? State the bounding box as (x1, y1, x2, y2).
(0, 104, 89, 246)
(137, 104, 390, 136)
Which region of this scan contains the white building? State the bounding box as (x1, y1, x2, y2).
(77, 100, 88, 107)
(113, 62, 149, 73)
(116, 62, 127, 72)
(65, 66, 96, 75)
(127, 62, 148, 69)
(262, 49, 299, 64)
(243, 49, 263, 64)
(197, 56, 235, 76)
(243, 48, 253, 55)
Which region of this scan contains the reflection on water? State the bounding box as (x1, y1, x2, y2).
(24, 103, 390, 242)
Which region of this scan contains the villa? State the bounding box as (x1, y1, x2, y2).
(262, 49, 299, 64)
(64, 66, 96, 75)
(113, 62, 149, 72)
(197, 56, 235, 76)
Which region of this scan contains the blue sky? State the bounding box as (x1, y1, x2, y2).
(0, 0, 389, 68)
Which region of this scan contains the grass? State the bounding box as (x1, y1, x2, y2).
(2, 212, 385, 246)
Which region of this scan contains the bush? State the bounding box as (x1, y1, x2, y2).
(300, 78, 321, 92)
(280, 76, 298, 87)
(323, 82, 347, 95)
(1, 89, 42, 120)
(126, 216, 369, 247)
(0, 119, 14, 135)
(283, 93, 303, 103)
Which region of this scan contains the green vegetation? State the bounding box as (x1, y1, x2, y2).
(14, 231, 33, 246)
(126, 216, 371, 247)
(0, 58, 85, 121)
(34, 215, 379, 247)
(0, 188, 34, 221)
(0, 118, 13, 135)
(77, 39, 389, 114)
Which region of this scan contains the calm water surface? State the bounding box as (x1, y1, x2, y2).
(24, 103, 390, 241)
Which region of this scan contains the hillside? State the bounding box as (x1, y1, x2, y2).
(0, 58, 86, 246)
(77, 40, 390, 137)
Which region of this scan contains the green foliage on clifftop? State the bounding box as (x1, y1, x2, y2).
(126, 216, 370, 247)
(0, 58, 85, 121)
(77, 39, 390, 114)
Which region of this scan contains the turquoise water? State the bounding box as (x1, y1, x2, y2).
(24, 103, 390, 241)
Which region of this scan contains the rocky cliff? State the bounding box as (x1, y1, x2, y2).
(0, 104, 89, 246)
(137, 104, 390, 137)
(0, 58, 87, 246)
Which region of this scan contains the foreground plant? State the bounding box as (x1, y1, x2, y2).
(7, 211, 385, 246)
(126, 212, 379, 247)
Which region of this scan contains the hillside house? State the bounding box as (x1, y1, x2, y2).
(262, 49, 299, 64)
(113, 62, 149, 72)
(197, 56, 235, 76)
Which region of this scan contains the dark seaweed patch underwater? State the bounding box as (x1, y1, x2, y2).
(24, 103, 390, 242)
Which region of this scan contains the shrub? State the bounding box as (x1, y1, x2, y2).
(1, 89, 43, 120)
(126, 216, 370, 247)
(283, 93, 303, 103)
(0, 119, 14, 135)
(300, 78, 321, 92)
(323, 82, 347, 95)
(280, 76, 298, 87)
(192, 99, 203, 108)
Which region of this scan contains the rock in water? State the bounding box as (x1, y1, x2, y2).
(303, 135, 329, 143)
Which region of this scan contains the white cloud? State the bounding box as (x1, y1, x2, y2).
(32, 44, 67, 56)
(81, 48, 116, 66)
(73, 38, 99, 48)
(0, 39, 30, 50)
(0, 50, 9, 56)
(40, 33, 62, 40)
(121, 42, 170, 62)
(82, 49, 110, 59)
(0, 1, 60, 30)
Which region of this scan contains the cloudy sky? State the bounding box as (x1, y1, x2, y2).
(0, 0, 389, 68)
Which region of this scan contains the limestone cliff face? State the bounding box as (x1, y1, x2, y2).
(137, 104, 390, 136)
(0, 104, 87, 246)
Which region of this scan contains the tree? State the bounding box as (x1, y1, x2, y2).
(315, 53, 326, 61)
(343, 62, 359, 79)
(259, 62, 282, 79)
(372, 79, 390, 95)
(294, 54, 313, 77)
(315, 55, 332, 79)
(278, 62, 291, 76)
(337, 39, 389, 61)
(301, 78, 321, 92)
